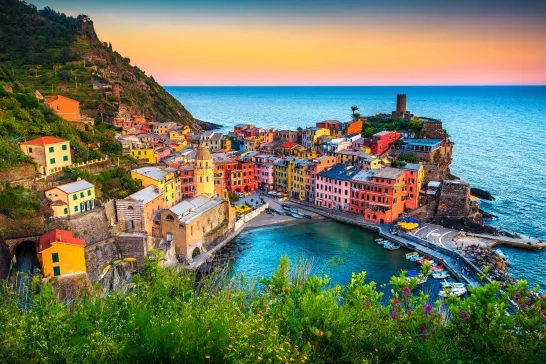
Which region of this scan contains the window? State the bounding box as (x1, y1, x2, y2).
(53, 266, 61, 276)
(49, 147, 54, 153)
(50, 158, 56, 164)
(73, 194, 78, 200)
(28, 147, 33, 153)
(63, 208, 68, 214)
(63, 156, 68, 162)
(62, 144, 67, 151)
(74, 205, 79, 212)
(87, 190, 91, 196)
(80, 192, 84, 198)
(52, 253, 59, 263)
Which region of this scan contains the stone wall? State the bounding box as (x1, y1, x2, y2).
(115, 233, 150, 266)
(436, 180, 471, 218)
(0, 235, 10, 280)
(419, 121, 445, 139)
(0, 164, 37, 182)
(52, 208, 109, 245)
(102, 199, 118, 227)
(84, 238, 120, 281)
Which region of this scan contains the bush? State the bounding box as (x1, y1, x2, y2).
(0, 183, 41, 219)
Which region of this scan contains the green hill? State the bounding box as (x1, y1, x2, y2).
(0, 0, 212, 131)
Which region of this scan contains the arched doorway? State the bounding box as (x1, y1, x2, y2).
(191, 247, 201, 259)
(12, 241, 38, 293)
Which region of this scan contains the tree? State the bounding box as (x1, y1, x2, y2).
(351, 105, 359, 120)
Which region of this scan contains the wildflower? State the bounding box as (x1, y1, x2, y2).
(364, 299, 370, 307)
(392, 298, 399, 305)
(423, 304, 433, 315)
(407, 309, 412, 316)
(459, 310, 469, 320)
(418, 324, 426, 334)
(513, 292, 521, 300)
(205, 355, 210, 359)
(402, 286, 411, 299)
(257, 356, 262, 361)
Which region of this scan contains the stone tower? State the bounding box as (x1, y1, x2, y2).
(194, 143, 215, 197)
(112, 84, 121, 100)
(396, 94, 406, 114)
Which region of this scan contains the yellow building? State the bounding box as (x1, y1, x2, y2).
(38, 229, 86, 278)
(20, 136, 72, 176)
(45, 180, 96, 217)
(131, 166, 180, 207)
(288, 158, 312, 199)
(169, 125, 190, 141)
(295, 147, 319, 159)
(131, 146, 157, 164)
(194, 143, 215, 197)
(303, 127, 330, 149)
(274, 158, 293, 192)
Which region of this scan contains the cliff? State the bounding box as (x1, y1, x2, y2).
(0, 0, 217, 131)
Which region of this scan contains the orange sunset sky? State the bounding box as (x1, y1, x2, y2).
(31, 0, 546, 85)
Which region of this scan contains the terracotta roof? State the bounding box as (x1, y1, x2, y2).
(281, 141, 296, 148)
(23, 136, 67, 146)
(39, 229, 85, 252)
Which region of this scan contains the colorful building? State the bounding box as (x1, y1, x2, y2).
(116, 185, 165, 233)
(44, 95, 80, 122)
(288, 158, 312, 200)
(302, 127, 330, 150)
(403, 163, 425, 210)
(131, 167, 180, 208)
(315, 163, 359, 211)
(44, 180, 96, 217)
(253, 154, 277, 191)
(38, 229, 86, 278)
(364, 131, 401, 155)
(343, 119, 363, 135)
(20, 136, 72, 176)
(130, 146, 157, 164)
(306, 155, 338, 202)
(179, 166, 195, 198)
(228, 161, 256, 193)
(349, 167, 406, 224)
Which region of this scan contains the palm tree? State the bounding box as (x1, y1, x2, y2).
(351, 106, 359, 119)
(353, 112, 361, 120)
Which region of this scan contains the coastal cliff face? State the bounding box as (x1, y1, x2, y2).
(0, 0, 215, 131)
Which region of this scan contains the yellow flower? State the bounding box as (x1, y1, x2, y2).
(257, 356, 262, 361)
(205, 355, 210, 359)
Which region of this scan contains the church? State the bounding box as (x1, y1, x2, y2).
(154, 143, 235, 262)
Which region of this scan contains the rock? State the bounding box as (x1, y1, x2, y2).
(471, 187, 495, 201)
(196, 119, 222, 131)
(479, 209, 497, 219)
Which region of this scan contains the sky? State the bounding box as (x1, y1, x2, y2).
(29, 0, 546, 86)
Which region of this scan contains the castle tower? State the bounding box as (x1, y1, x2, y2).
(194, 143, 215, 197)
(396, 94, 406, 114)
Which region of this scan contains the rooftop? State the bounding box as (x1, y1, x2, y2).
(126, 185, 163, 204)
(132, 167, 170, 181)
(351, 169, 377, 182)
(50, 180, 94, 194)
(318, 163, 359, 181)
(39, 229, 85, 252)
(169, 195, 223, 223)
(374, 167, 404, 180)
(22, 136, 67, 146)
(402, 139, 443, 147)
(404, 163, 422, 171)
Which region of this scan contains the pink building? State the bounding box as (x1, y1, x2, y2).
(253, 154, 278, 191)
(314, 163, 358, 210)
(306, 156, 337, 202)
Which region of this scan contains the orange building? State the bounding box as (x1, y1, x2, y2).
(403, 163, 425, 210)
(38, 229, 86, 278)
(350, 167, 407, 224)
(344, 119, 363, 135)
(44, 95, 80, 122)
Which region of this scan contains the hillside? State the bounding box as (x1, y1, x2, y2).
(0, 0, 214, 131)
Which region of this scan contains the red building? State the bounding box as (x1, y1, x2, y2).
(177, 165, 195, 198)
(213, 153, 238, 192)
(228, 161, 256, 193)
(364, 131, 400, 155)
(243, 127, 260, 138)
(350, 167, 406, 224)
(316, 120, 341, 130)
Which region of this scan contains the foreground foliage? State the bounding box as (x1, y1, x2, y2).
(0, 256, 545, 363)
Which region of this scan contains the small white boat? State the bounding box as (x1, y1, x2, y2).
(406, 252, 419, 259)
(417, 274, 428, 285)
(441, 280, 465, 289)
(290, 207, 299, 214)
(408, 255, 424, 262)
(439, 287, 467, 298)
(290, 212, 302, 219)
(432, 271, 450, 279)
(375, 238, 386, 244)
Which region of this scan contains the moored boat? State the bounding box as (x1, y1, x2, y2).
(290, 212, 302, 219)
(375, 238, 386, 245)
(441, 280, 466, 289)
(405, 252, 418, 259)
(290, 207, 299, 214)
(417, 274, 428, 284)
(274, 209, 286, 215)
(432, 270, 450, 279)
(431, 264, 444, 271)
(384, 243, 400, 251)
(408, 254, 424, 262)
(439, 287, 467, 298)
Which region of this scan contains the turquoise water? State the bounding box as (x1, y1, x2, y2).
(166, 86, 546, 288)
(230, 220, 431, 291)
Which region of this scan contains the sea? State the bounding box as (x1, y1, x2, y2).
(166, 86, 546, 289)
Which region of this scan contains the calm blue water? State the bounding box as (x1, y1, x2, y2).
(166, 86, 546, 288)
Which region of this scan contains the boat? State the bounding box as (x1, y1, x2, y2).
(281, 204, 291, 211)
(416, 258, 431, 265)
(408, 255, 424, 262)
(439, 287, 467, 298)
(432, 270, 450, 279)
(417, 274, 428, 284)
(431, 264, 444, 271)
(441, 280, 466, 289)
(290, 207, 299, 214)
(384, 243, 400, 251)
(406, 252, 419, 259)
(289, 212, 302, 219)
(274, 209, 286, 215)
(375, 238, 386, 245)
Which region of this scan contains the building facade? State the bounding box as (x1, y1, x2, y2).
(45, 180, 96, 217)
(20, 136, 72, 176)
(38, 229, 86, 278)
